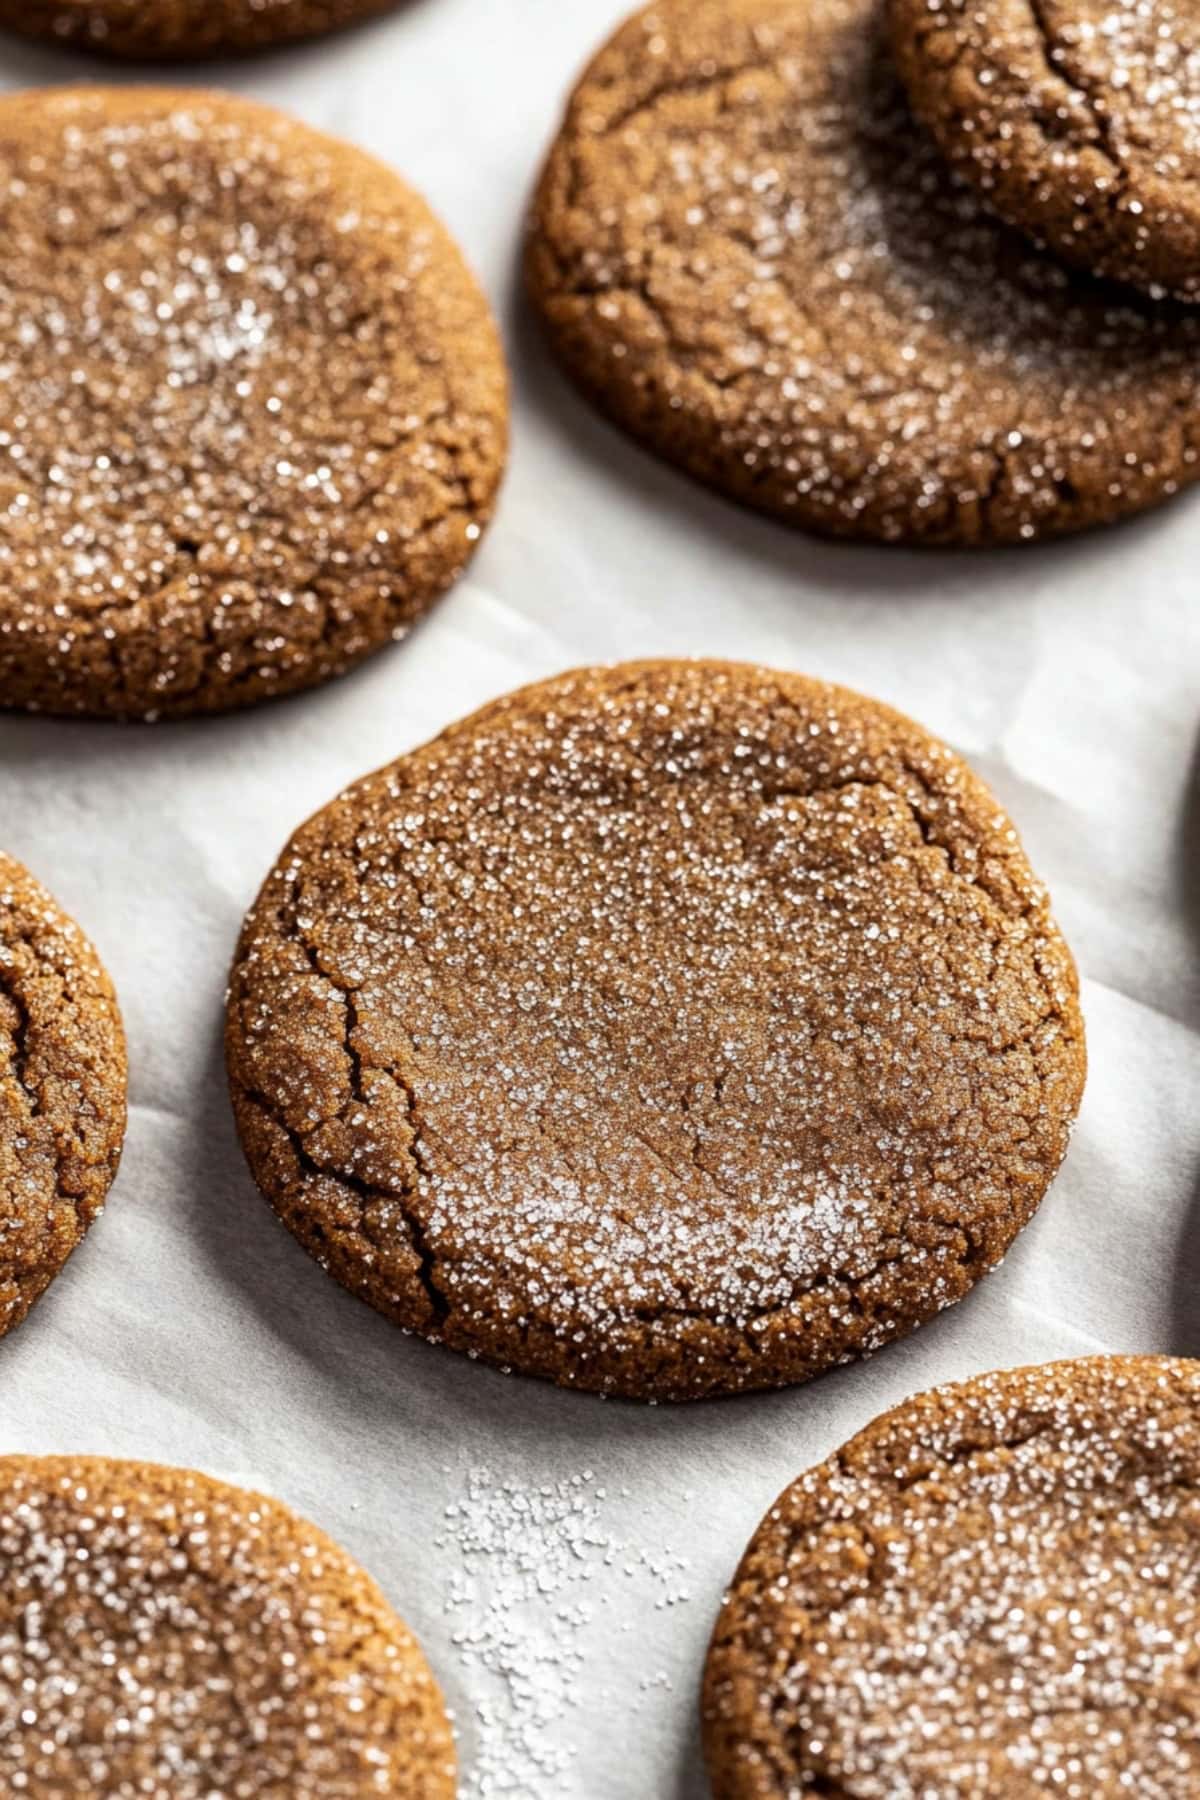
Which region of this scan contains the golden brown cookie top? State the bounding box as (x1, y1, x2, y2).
(0, 852, 126, 1341)
(0, 1456, 456, 1799)
(704, 1355, 1200, 1799)
(226, 660, 1085, 1401)
(891, 0, 1200, 300)
(0, 86, 507, 720)
(526, 0, 1200, 545)
(0, 0, 401, 58)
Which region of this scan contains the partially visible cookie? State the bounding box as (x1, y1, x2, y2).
(704, 1355, 1200, 1799)
(527, 0, 1200, 545)
(0, 1456, 456, 1798)
(891, 0, 1200, 301)
(0, 86, 507, 720)
(0, 0, 401, 58)
(226, 659, 1085, 1402)
(0, 851, 126, 1341)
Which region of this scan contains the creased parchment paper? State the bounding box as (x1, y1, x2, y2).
(2, 4, 1199, 1794)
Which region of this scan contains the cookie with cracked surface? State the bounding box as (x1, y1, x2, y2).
(0, 87, 507, 721)
(891, 0, 1200, 303)
(526, 0, 1200, 545)
(0, 851, 126, 1341)
(0, 0, 401, 57)
(225, 659, 1085, 1403)
(703, 1355, 1200, 1799)
(0, 1455, 456, 1798)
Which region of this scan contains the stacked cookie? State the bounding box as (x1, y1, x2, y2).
(526, 0, 1200, 546)
(891, 0, 1200, 302)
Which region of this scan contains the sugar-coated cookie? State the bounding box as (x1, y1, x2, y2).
(892, 0, 1200, 302)
(0, 0, 402, 59)
(0, 851, 125, 1340)
(226, 661, 1085, 1401)
(0, 87, 507, 720)
(0, 1456, 456, 1797)
(704, 1355, 1200, 1798)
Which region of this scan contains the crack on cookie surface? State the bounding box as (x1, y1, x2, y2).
(891, 0, 1200, 298)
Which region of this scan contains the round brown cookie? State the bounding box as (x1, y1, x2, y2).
(0, 852, 126, 1341)
(703, 1355, 1200, 1799)
(891, 0, 1200, 303)
(0, 1456, 455, 1798)
(526, 0, 1200, 546)
(0, 87, 507, 721)
(225, 660, 1085, 1403)
(0, 0, 400, 57)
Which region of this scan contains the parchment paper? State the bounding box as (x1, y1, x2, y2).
(1, 4, 1199, 1794)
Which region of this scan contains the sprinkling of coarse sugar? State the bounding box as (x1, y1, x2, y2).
(927, 0, 1200, 189)
(889, 0, 1200, 302)
(229, 662, 1084, 1399)
(639, 1669, 674, 1698)
(437, 1467, 692, 1794)
(0, 88, 502, 717)
(710, 1359, 1200, 1799)
(0, 1458, 452, 1797)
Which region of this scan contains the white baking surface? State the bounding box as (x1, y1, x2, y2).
(1, 4, 1199, 1794)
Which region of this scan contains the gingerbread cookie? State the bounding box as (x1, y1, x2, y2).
(0, 0, 401, 59)
(226, 660, 1085, 1402)
(0, 852, 126, 1341)
(526, 0, 1200, 545)
(704, 1355, 1200, 1798)
(892, 0, 1200, 302)
(0, 1456, 455, 1798)
(0, 87, 507, 720)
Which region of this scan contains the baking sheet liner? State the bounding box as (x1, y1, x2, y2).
(2, 4, 1199, 1792)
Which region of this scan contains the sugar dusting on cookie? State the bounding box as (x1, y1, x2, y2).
(0, 1456, 455, 1798)
(226, 660, 1086, 1402)
(703, 1355, 1200, 1798)
(0, 87, 506, 720)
